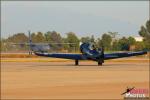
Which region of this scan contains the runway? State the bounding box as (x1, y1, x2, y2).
(1, 59, 149, 99)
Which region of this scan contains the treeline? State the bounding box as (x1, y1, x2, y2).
(1, 20, 150, 52)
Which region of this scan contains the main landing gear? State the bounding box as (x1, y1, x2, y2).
(75, 60, 79, 65)
(98, 61, 103, 66)
(75, 60, 103, 66)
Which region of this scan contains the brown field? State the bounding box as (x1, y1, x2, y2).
(1, 57, 149, 99)
(1, 53, 39, 58)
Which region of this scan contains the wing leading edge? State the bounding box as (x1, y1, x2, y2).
(34, 52, 85, 60)
(104, 51, 147, 60)
(35, 51, 147, 60)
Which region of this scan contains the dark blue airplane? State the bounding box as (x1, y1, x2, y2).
(34, 42, 147, 66)
(14, 31, 147, 66)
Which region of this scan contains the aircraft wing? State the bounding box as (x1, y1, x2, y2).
(104, 51, 147, 60)
(34, 52, 85, 60)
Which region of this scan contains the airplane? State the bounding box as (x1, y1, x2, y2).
(34, 43, 147, 66)
(14, 31, 148, 66)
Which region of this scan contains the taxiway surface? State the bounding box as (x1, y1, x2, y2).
(1, 59, 149, 99)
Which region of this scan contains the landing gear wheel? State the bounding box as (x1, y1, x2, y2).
(98, 61, 102, 66)
(75, 60, 79, 66)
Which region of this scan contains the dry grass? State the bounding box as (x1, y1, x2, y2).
(1, 58, 149, 63)
(1, 58, 70, 62)
(1, 53, 39, 58)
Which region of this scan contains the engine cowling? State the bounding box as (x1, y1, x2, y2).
(80, 43, 101, 59)
(80, 43, 104, 65)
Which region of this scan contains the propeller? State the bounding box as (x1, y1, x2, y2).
(97, 44, 104, 65)
(101, 45, 104, 63)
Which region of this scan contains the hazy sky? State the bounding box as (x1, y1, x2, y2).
(1, 1, 149, 38)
